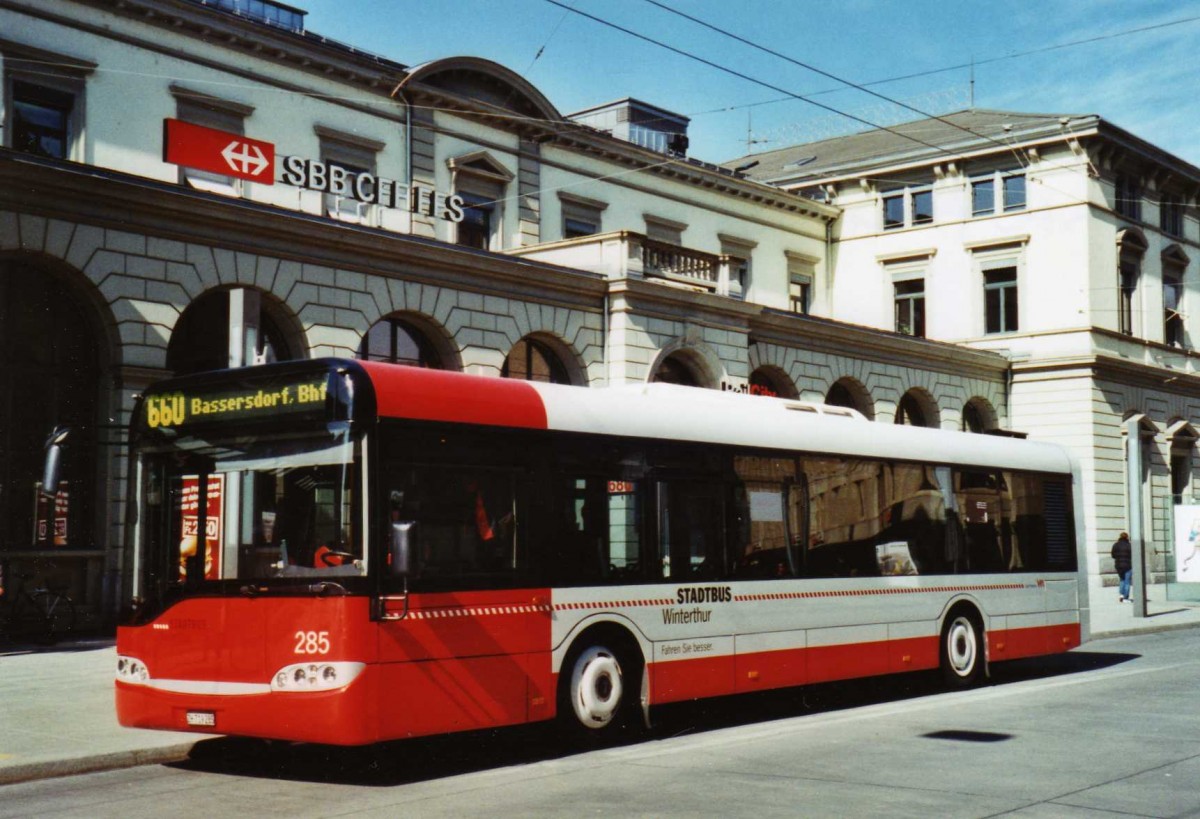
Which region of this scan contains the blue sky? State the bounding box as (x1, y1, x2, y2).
(297, 0, 1200, 166)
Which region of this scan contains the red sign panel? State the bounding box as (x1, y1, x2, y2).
(180, 475, 224, 581)
(163, 118, 275, 184)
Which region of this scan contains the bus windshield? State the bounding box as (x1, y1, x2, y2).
(132, 422, 363, 612)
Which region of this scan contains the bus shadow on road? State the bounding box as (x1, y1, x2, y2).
(172, 647, 1138, 787)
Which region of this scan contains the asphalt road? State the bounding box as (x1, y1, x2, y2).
(5, 628, 1199, 818)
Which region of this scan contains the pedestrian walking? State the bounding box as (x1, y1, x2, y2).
(1112, 532, 1133, 602)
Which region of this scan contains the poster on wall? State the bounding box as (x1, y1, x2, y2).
(33, 483, 69, 547)
(180, 475, 224, 581)
(1173, 504, 1200, 583)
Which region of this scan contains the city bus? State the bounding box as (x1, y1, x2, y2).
(115, 358, 1086, 745)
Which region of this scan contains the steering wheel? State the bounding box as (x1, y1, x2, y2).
(320, 549, 357, 566)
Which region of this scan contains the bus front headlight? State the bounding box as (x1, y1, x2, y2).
(270, 661, 364, 692)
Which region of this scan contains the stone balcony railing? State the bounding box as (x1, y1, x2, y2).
(506, 231, 742, 296)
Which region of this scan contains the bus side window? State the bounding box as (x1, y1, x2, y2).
(392, 465, 520, 586)
(956, 469, 1005, 573)
(605, 480, 641, 582)
(881, 464, 948, 575)
(655, 480, 726, 581)
(732, 455, 798, 579)
(802, 458, 883, 578)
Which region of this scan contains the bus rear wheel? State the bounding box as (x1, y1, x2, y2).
(940, 610, 983, 687)
(560, 639, 641, 740)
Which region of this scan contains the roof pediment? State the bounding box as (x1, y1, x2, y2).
(395, 57, 562, 123)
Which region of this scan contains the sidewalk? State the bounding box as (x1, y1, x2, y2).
(2, 585, 1197, 787)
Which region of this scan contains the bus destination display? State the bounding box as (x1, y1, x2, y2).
(142, 378, 329, 431)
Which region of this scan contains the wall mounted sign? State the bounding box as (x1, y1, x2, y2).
(163, 119, 464, 222)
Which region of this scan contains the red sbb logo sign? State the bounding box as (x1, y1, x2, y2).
(163, 119, 275, 183)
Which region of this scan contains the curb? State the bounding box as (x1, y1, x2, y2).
(0, 742, 198, 787)
(1089, 619, 1200, 641)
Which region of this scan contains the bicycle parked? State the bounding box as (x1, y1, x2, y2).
(0, 569, 76, 645)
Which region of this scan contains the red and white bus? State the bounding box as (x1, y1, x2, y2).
(116, 359, 1086, 744)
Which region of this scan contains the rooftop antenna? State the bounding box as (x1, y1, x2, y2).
(746, 109, 769, 154)
(969, 55, 975, 109)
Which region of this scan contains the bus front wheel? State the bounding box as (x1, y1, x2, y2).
(940, 610, 983, 687)
(560, 638, 641, 739)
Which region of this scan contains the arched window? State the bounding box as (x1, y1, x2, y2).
(895, 390, 938, 427)
(824, 378, 873, 419)
(168, 290, 297, 375)
(652, 354, 702, 387)
(359, 316, 443, 368)
(502, 337, 570, 384)
(962, 399, 997, 433)
(749, 367, 798, 399)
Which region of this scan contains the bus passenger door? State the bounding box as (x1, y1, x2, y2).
(650, 478, 735, 703)
(376, 464, 548, 738)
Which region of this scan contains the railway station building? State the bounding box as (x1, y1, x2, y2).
(0, 0, 1189, 626)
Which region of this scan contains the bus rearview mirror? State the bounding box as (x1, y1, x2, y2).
(390, 521, 415, 577)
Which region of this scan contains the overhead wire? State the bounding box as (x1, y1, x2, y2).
(641, 0, 1039, 165)
(686, 13, 1200, 118)
(540, 0, 975, 164)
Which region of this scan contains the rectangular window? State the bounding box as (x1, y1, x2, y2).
(984, 267, 1018, 334)
(644, 217, 684, 246)
(1115, 175, 1142, 221)
(1119, 261, 1138, 335)
(564, 218, 597, 239)
(882, 193, 905, 230)
(1164, 269, 1184, 347)
(882, 186, 933, 229)
(971, 178, 995, 217)
(894, 279, 926, 337)
(721, 236, 755, 299)
(787, 254, 815, 315)
(319, 134, 378, 224)
(911, 189, 933, 225)
(1161, 194, 1184, 237)
(457, 192, 495, 250)
(1003, 174, 1026, 211)
(176, 94, 248, 196)
(971, 171, 1025, 217)
(789, 276, 811, 314)
(561, 195, 605, 239)
(11, 80, 74, 159)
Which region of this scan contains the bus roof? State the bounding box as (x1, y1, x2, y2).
(356, 360, 1072, 475)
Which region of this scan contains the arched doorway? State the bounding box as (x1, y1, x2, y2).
(0, 262, 104, 611)
(167, 289, 300, 375)
(502, 335, 572, 384)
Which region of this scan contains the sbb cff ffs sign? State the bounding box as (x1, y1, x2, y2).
(162, 118, 465, 222)
(163, 119, 275, 183)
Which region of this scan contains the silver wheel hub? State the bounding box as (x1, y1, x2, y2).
(946, 617, 978, 676)
(570, 646, 623, 728)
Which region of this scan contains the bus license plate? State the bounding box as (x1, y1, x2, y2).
(186, 711, 216, 727)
